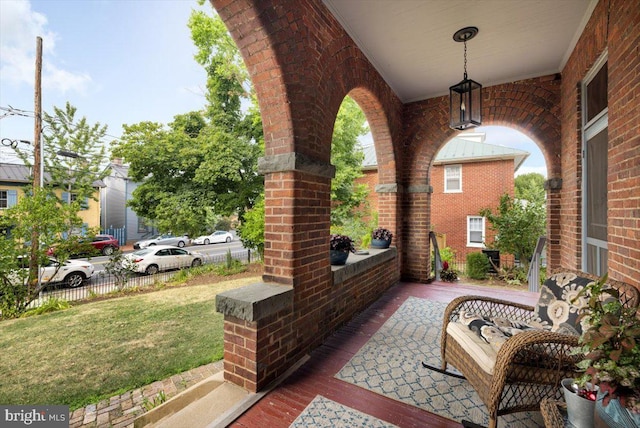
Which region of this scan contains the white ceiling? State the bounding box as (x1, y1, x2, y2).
(323, 0, 598, 103)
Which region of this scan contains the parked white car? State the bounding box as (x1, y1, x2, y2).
(16, 256, 95, 288)
(133, 234, 190, 249)
(123, 245, 204, 275)
(192, 231, 234, 245)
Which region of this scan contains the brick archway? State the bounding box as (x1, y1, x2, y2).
(213, 0, 405, 392)
(401, 75, 562, 280)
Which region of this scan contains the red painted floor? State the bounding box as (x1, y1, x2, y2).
(229, 281, 539, 428)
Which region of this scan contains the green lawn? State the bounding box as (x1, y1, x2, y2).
(0, 276, 258, 410)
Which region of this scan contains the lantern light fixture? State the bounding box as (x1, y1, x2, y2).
(449, 26, 482, 130)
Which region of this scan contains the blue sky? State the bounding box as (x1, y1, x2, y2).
(1, 0, 207, 162)
(0, 0, 547, 177)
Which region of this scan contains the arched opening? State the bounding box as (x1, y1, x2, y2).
(431, 125, 548, 279)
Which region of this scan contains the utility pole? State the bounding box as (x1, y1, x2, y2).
(29, 36, 43, 289)
(33, 36, 42, 189)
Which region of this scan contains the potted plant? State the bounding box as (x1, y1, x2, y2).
(573, 273, 640, 427)
(329, 234, 355, 265)
(439, 261, 458, 282)
(561, 378, 598, 428)
(371, 227, 393, 249)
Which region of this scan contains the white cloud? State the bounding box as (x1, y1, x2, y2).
(516, 165, 548, 178)
(0, 0, 90, 94)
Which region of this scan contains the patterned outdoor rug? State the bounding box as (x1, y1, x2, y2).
(289, 395, 398, 428)
(335, 297, 544, 428)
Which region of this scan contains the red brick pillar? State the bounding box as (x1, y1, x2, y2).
(545, 177, 562, 272)
(215, 152, 335, 392)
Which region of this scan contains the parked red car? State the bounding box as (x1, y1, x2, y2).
(47, 234, 120, 257)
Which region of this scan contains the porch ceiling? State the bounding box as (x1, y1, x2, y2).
(323, 0, 597, 103)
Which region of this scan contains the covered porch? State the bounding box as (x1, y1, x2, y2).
(207, 0, 639, 424)
(229, 279, 539, 428)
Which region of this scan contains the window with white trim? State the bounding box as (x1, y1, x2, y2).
(444, 164, 462, 192)
(467, 216, 485, 247)
(0, 189, 18, 209)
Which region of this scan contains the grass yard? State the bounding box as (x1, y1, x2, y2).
(0, 273, 260, 410)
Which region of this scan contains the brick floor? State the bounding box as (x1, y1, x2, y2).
(69, 361, 223, 428)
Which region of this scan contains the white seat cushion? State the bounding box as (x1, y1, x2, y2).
(447, 321, 498, 375)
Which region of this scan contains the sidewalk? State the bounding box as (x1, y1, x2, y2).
(69, 361, 223, 428)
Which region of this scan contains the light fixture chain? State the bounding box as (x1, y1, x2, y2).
(463, 39, 468, 79)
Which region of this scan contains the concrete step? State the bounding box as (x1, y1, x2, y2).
(134, 371, 252, 428)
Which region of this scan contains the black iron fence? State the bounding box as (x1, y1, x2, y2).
(432, 252, 519, 277)
(27, 249, 259, 310)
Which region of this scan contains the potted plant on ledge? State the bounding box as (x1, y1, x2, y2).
(573, 274, 640, 428)
(330, 234, 355, 265)
(371, 227, 393, 249)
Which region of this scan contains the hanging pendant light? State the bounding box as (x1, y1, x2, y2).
(449, 26, 482, 130)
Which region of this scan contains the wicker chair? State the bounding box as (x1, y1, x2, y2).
(440, 271, 639, 428)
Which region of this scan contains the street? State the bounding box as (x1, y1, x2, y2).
(88, 240, 246, 274)
(35, 240, 254, 303)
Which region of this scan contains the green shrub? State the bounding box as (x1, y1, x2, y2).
(21, 298, 70, 318)
(466, 252, 490, 280)
(431, 246, 457, 273)
(214, 259, 246, 276)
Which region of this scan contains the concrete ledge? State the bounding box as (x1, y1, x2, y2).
(332, 247, 397, 285)
(258, 152, 336, 179)
(375, 183, 399, 193)
(216, 282, 293, 322)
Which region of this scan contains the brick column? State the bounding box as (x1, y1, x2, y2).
(545, 177, 562, 272)
(402, 185, 432, 282)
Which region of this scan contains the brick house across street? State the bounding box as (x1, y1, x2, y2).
(357, 133, 530, 260)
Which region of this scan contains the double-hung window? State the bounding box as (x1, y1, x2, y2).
(0, 189, 18, 209)
(444, 164, 462, 192)
(467, 216, 485, 247)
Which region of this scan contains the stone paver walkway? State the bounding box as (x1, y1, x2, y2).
(69, 361, 224, 428)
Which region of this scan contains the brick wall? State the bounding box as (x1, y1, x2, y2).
(560, 0, 640, 286)
(358, 159, 516, 261)
(430, 159, 515, 259)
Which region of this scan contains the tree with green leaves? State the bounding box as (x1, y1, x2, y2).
(236, 196, 265, 260)
(480, 193, 546, 271)
(515, 172, 546, 205)
(112, 117, 211, 237)
(0, 187, 83, 318)
(40, 102, 110, 235)
(112, 9, 263, 236)
(3, 102, 111, 316)
(330, 97, 370, 229)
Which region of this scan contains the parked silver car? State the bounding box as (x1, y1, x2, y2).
(123, 245, 204, 275)
(133, 234, 190, 249)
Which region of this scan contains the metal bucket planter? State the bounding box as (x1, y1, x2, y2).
(562, 378, 596, 428)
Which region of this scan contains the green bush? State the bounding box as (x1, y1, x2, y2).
(466, 252, 490, 280)
(21, 298, 71, 318)
(431, 246, 457, 273)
